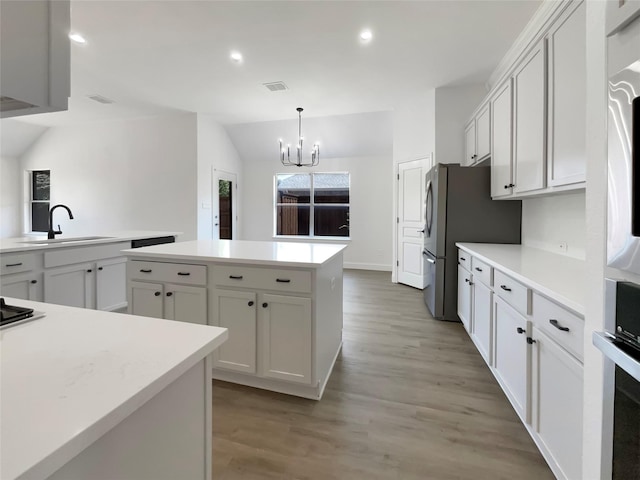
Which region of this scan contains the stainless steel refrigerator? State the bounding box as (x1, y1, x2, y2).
(423, 163, 521, 321)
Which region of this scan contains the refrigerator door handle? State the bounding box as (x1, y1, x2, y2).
(422, 251, 436, 264)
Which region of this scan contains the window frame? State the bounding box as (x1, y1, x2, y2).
(274, 172, 350, 239)
(29, 170, 51, 233)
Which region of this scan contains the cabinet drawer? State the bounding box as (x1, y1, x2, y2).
(213, 265, 312, 294)
(1, 253, 36, 275)
(471, 257, 492, 287)
(458, 250, 471, 271)
(494, 269, 530, 316)
(128, 261, 207, 286)
(532, 293, 584, 361)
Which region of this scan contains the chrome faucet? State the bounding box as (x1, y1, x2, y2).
(48, 204, 74, 239)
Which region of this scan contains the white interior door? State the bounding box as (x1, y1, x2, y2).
(397, 159, 426, 289)
(213, 169, 237, 240)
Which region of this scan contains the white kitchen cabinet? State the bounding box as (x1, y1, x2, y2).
(260, 293, 312, 385)
(129, 281, 164, 319)
(471, 279, 493, 366)
(513, 39, 547, 195)
(546, 0, 586, 187)
(493, 295, 530, 422)
(463, 103, 491, 167)
(128, 280, 207, 325)
(1, 272, 43, 302)
(457, 264, 472, 333)
(44, 262, 95, 309)
(95, 257, 127, 311)
(490, 80, 514, 198)
(212, 289, 257, 374)
(463, 121, 477, 167)
(531, 326, 583, 480)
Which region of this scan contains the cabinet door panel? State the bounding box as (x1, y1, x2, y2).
(493, 296, 530, 422)
(212, 289, 257, 374)
(129, 281, 164, 319)
(476, 104, 491, 161)
(165, 284, 207, 325)
(491, 80, 513, 198)
(457, 265, 472, 333)
(96, 258, 127, 311)
(1, 273, 43, 301)
(260, 294, 312, 385)
(44, 263, 94, 309)
(472, 280, 492, 365)
(531, 327, 583, 480)
(463, 121, 476, 167)
(514, 41, 546, 194)
(547, 0, 586, 186)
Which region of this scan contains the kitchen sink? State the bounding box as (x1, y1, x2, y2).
(18, 236, 115, 245)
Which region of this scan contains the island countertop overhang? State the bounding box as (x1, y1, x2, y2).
(121, 239, 348, 268)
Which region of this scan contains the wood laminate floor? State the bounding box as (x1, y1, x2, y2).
(212, 269, 554, 480)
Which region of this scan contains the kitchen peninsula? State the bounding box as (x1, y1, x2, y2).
(122, 239, 347, 400)
(0, 299, 228, 480)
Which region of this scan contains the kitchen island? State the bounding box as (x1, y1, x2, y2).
(0, 298, 227, 480)
(122, 239, 347, 400)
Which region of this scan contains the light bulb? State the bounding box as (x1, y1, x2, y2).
(359, 29, 373, 42)
(69, 33, 87, 44)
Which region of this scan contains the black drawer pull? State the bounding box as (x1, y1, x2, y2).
(549, 319, 570, 332)
(460, 257, 466, 261)
(475, 267, 483, 272)
(276, 278, 291, 283)
(262, 302, 268, 308)
(140, 269, 152, 273)
(500, 285, 512, 292)
(516, 327, 525, 334)
(248, 301, 254, 306)
(30, 279, 37, 284)
(177, 272, 191, 276)
(229, 275, 243, 280)
(166, 292, 173, 297)
(5, 263, 23, 267)
(87, 269, 92, 273)
(98, 267, 103, 271)
(154, 291, 161, 296)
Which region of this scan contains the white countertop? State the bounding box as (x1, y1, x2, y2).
(456, 243, 586, 316)
(122, 239, 348, 268)
(0, 230, 181, 254)
(0, 299, 227, 480)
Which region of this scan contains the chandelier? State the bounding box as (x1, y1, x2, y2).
(279, 107, 320, 167)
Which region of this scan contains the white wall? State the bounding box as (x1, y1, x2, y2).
(196, 114, 243, 240)
(393, 90, 435, 165)
(0, 156, 21, 237)
(434, 85, 488, 164)
(19, 113, 199, 239)
(241, 154, 393, 270)
(521, 191, 586, 259)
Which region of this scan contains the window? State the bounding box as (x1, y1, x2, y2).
(30, 170, 50, 232)
(275, 173, 350, 237)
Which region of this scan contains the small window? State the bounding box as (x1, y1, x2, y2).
(275, 173, 350, 238)
(30, 170, 50, 232)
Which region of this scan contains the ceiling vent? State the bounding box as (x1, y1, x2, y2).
(263, 81, 288, 92)
(87, 94, 114, 104)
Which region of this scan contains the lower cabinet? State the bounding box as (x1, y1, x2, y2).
(1, 272, 43, 302)
(212, 288, 313, 385)
(531, 326, 583, 480)
(129, 281, 207, 325)
(493, 295, 530, 422)
(471, 280, 493, 365)
(457, 265, 472, 333)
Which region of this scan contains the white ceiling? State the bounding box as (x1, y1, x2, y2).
(11, 0, 541, 129)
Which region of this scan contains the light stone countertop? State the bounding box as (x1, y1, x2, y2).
(0, 230, 181, 254)
(456, 243, 586, 316)
(0, 299, 227, 480)
(122, 239, 348, 268)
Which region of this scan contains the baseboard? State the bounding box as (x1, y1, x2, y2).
(211, 369, 322, 400)
(343, 262, 392, 271)
(318, 341, 342, 399)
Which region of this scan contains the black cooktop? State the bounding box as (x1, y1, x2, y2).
(0, 298, 34, 327)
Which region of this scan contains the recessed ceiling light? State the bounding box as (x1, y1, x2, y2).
(230, 51, 243, 63)
(69, 33, 87, 44)
(359, 29, 373, 42)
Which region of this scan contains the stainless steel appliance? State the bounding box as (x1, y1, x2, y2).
(422, 164, 521, 321)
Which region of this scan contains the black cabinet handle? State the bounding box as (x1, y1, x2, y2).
(229, 275, 243, 280)
(500, 285, 512, 292)
(177, 272, 191, 276)
(87, 269, 92, 273)
(140, 269, 152, 273)
(516, 327, 525, 334)
(262, 302, 268, 308)
(30, 279, 37, 284)
(475, 267, 483, 272)
(276, 278, 291, 283)
(166, 292, 173, 297)
(504, 185, 509, 189)
(549, 319, 570, 332)
(248, 301, 254, 306)
(5, 263, 23, 267)
(98, 267, 103, 271)
(460, 257, 466, 261)
(154, 291, 161, 296)
(509, 183, 515, 188)
(527, 337, 536, 344)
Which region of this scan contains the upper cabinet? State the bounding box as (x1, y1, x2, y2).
(463, 102, 491, 167)
(0, 0, 70, 118)
(464, 0, 586, 200)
